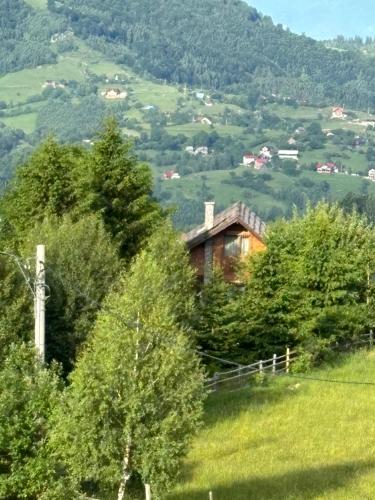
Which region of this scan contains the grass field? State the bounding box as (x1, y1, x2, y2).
(0, 60, 85, 104)
(0, 113, 38, 134)
(170, 350, 375, 499)
(24, 0, 47, 8)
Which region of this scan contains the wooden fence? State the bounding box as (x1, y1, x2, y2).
(205, 331, 375, 393)
(205, 348, 298, 392)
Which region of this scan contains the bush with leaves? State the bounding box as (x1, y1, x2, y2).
(0, 343, 78, 499)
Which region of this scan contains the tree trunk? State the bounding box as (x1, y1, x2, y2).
(117, 440, 132, 500)
(145, 483, 152, 500)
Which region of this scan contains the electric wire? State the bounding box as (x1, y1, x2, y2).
(283, 372, 375, 386)
(7, 256, 375, 388)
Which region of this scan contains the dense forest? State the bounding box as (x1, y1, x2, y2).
(50, 0, 375, 109)
(0, 0, 62, 75)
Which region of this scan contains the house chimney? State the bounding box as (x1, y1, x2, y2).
(204, 201, 215, 230)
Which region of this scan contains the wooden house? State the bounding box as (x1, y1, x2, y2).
(183, 202, 266, 283)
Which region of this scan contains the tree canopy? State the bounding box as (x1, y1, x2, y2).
(234, 204, 375, 362)
(0, 343, 77, 499)
(1, 119, 164, 259)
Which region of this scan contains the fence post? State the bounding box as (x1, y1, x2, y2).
(213, 372, 219, 392)
(370, 330, 374, 350)
(259, 360, 263, 373)
(272, 354, 277, 375)
(286, 347, 290, 373)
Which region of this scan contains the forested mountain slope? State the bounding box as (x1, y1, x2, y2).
(0, 0, 62, 74)
(51, 0, 375, 109)
(3, 0, 375, 228)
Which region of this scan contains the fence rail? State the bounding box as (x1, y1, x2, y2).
(205, 348, 297, 392)
(205, 331, 375, 393)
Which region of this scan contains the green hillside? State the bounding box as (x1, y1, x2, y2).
(170, 350, 375, 499)
(3, 0, 375, 227)
(52, 0, 375, 110)
(2, 37, 375, 225)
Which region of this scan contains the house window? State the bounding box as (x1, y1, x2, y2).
(241, 237, 250, 255)
(224, 235, 240, 257)
(224, 235, 251, 257)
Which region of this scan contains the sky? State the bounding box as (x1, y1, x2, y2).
(249, 1, 375, 40)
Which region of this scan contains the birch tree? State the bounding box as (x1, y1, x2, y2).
(51, 224, 204, 499)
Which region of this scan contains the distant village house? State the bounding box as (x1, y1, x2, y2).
(186, 146, 209, 156)
(242, 153, 256, 166)
(331, 106, 347, 120)
(316, 162, 337, 174)
(368, 169, 375, 182)
(101, 88, 128, 100)
(42, 80, 66, 90)
(254, 158, 268, 170)
(163, 170, 180, 180)
(193, 115, 213, 126)
(278, 150, 299, 160)
(259, 146, 272, 160)
(50, 30, 74, 44)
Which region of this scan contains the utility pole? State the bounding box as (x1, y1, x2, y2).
(34, 245, 46, 362)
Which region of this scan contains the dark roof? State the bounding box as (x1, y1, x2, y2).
(183, 202, 266, 249)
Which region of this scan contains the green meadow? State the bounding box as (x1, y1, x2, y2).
(24, 0, 47, 8)
(170, 350, 375, 499)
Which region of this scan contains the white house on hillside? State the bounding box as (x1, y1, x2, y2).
(101, 88, 128, 100)
(259, 146, 272, 160)
(316, 162, 338, 174)
(278, 150, 299, 160)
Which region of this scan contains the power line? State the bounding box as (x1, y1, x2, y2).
(284, 372, 375, 386)
(33, 263, 375, 387)
(44, 263, 141, 331)
(0, 250, 35, 298)
(198, 351, 244, 367)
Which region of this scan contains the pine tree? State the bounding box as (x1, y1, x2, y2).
(1, 119, 164, 262)
(75, 118, 164, 260)
(0, 137, 84, 237)
(193, 267, 244, 364)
